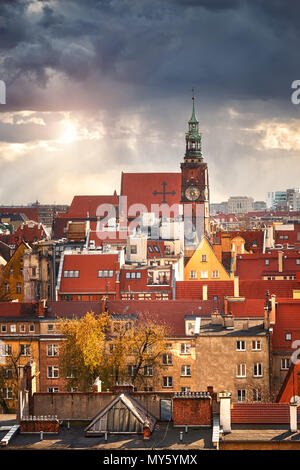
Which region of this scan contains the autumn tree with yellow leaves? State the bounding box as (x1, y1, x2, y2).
(59, 311, 170, 391)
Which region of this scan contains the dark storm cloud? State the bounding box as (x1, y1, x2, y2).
(0, 0, 300, 204)
(1, 0, 300, 106)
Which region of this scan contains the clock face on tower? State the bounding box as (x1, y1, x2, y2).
(185, 186, 200, 201)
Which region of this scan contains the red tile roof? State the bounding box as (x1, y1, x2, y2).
(276, 362, 300, 403)
(0, 222, 49, 247)
(107, 299, 219, 336)
(227, 299, 265, 317)
(176, 279, 299, 300)
(236, 251, 300, 280)
(0, 302, 38, 317)
(63, 193, 119, 219)
(231, 403, 300, 424)
(59, 253, 120, 294)
(272, 299, 300, 350)
(176, 281, 234, 300)
(121, 172, 181, 215)
(0, 207, 39, 222)
(47, 301, 104, 318)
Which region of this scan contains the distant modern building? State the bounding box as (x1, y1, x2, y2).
(253, 201, 267, 212)
(227, 197, 254, 215)
(266, 189, 300, 211)
(210, 202, 228, 215)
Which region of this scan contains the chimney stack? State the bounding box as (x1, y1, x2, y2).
(270, 294, 276, 324)
(278, 251, 283, 273)
(234, 276, 239, 298)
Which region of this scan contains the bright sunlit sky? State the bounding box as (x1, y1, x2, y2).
(1, 0, 300, 205)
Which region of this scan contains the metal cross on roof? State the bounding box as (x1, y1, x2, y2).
(153, 182, 176, 204)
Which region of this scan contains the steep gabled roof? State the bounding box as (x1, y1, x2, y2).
(84, 392, 156, 435)
(121, 172, 181, 214)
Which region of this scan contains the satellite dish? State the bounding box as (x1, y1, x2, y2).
(290, 396, 300, 406)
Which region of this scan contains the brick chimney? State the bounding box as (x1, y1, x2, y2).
(36, 301, 45, 317)
(224, 298, 229, 315)
(278, 251, 283, 273)
(223, 312, 234, 330)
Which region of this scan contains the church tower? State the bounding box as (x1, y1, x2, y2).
(181, 93, 210, 245)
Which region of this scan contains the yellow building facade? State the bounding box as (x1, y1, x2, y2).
(184, 236, 231, 281)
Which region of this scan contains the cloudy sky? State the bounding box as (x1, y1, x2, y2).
(0, 0, 300, 205)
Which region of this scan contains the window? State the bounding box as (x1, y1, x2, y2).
(281, 358, 290, 370)
(190, 270, 197, 279)
(19, 324, 25, 333)
(162, 376, 173, 388)
(181, 387, 191, 393)
(253, 363, 263, 377)
(162, 353, 172, 365)
(32, 267, 36, 277)
(47, 344, 59, 357)
(148, 246, 154, 253)
(63, 270, 79, 278)
(286, 333, 292, 341)
(98, 270, 114, 278)
(3, 344, 12, 356)
(265, 259, 270, 265)
(253, 389, 262, 402)
(20, 344, 31, 356)
(2, 387, 13, 399)
(128, 365, 137, 377)
(201, 254, 207, 262)
(10, 325, 16, 333)
(252, 340, 261, 351)
(5, 368, 13, 379)
(296, 259, 300, 265)
(154, 245, 160, 253)
(212, 270, 219, 279)
(143, 365, 153, 377)
(237, 389, 246, 402)
(47, 366, 59, 378)
(29, 324, 35, 333)
(16, 283, 22, 294)
(48, 388, 59, 393)
(180, 343, 191, 355)
(130, 245, 137, 254)
(236, 364, 246, 378)
(144, 387, 153, 392)
(5, 283, 10, 294)
(236, 341, 246, 351)
(48, 324, 54, 332)
(200, 271, 208, 279)
(181, 365, 191, 377)
(1, 325, 7, 333)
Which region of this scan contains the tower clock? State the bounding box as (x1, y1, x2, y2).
(180, 93, 210, 244)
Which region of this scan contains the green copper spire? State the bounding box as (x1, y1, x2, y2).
(189, 89, 198, 124)
(184, 90, 202, 161)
